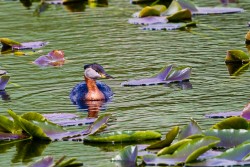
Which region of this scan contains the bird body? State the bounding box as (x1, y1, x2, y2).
(69, 63, 113, 105)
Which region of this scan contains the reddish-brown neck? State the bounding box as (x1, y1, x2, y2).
(84, 76, 105, 101)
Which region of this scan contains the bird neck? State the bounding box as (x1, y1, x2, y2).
(84, 76, 105, 100)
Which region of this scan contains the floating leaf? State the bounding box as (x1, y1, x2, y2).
(121, 65, 192, 86)
(157, 138, 192, 156)
(163, 0, 182, 15)
(178, 118, 202, 140)
(13, 41, 48, 50)
(0, 74, 10, 90)
(28, 156, 54, 167)
(128, 16, 167, 25)
(138, 6, 161, 17)
(216, 141, 250, 161)
(225, 50, 249, 63)
(204, 129, 250, 148)
(144, 136, 220, 165)
(205, 111, 240, 118)
(141, 21, 196, 30)
(193, 7, 244, 15)
(167, 9, 192, 22)
(241, 103, 250, 121)
(0, 115, 14, 133)
(147, 126, 179, 149)
(112, 145, 138, 164)
(176, 0, 198, 12)
(84, 130, 161, 143)
(211, 117, 249, 130)
(33, 50, 65, 67)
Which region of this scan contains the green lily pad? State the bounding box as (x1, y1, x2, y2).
(211, 117, 249, 130)
(163, 0, 182, 15)
(144, 136, 220, 165)
(167, 9, 192, 22)
(225, 50, 250, 63)
(84, 130, 161, 143)
(147, 126, 179, 149)
(157, 138, 192, 156)
(0, 115, 14, 133)
(226, 62, 250, 76)
(138, 6, 162, 17)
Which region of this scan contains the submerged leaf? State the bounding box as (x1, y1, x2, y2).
(211, 117, 249, 130)
(84, 130, 161, 143)
(147, 126, 179, 149)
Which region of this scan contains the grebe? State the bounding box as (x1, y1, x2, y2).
(70, 63, 113, 105)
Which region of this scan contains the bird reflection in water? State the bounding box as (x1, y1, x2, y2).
(75, 99, 111, 118)
(0, 90, 10, 102)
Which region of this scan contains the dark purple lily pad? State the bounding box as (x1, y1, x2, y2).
(178, 118, 203, 140)
(33, 50, 65, 67)
(192, 7, 244, 15)
(128, 16, 167, 25)
(0, 74, 10, 90)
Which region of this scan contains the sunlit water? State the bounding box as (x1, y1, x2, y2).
(0, 0, 250, 166)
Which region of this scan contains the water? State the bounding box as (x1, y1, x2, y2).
(0, 0, 250, 166)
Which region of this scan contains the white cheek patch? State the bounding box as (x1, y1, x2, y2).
(85, 68, 101, 79)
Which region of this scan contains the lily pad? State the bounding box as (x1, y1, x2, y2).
(193, 7, 244, 15)
(241, 103, 250, 121)
(167, 9, 192, 22)
(147, 126, 179, 149)
(33, 50, 65, 67)
(121, 65, 192, 86)
(138, 6, 162, 17)
(205, 111, 241, 118)
(141, 21, 196, 30)
(112, 145, 138, 164)
(211, 117, 249, 130)
(0, 72, 10, 90)
(128, 16, 167, 25)
(0, 115, 14, 133)
(143, 136, 220, 165)
(0, 38, 48, 54)
(84, 130, 161, 143)
(226, 62, 250, 76)
(204, 129, 250, 148)
(225, 50, 250, 63)
(178, 118, 202, 140)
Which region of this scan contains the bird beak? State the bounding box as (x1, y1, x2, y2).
(100, 73, 114, 79)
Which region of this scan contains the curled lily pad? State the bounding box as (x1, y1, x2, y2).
(225, 50, 250, 63)
(211, 117, 249, 130)
(121, 64, 192, 86)
(147, 126, 179, 149)
(0, 38, 48, 54)
(0, 115, 14, 133)
(0, 70, 10, 90)
(167, 9, 192, 22)
(141, 21, 196, 31)
(84, 130, 161, 143)
(138, 6, 162, 17)
(178, 118, 202, 140)
(241, 103, 250, 120)
(33, 50, 65, 67)
(112, 145, 138, 164)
